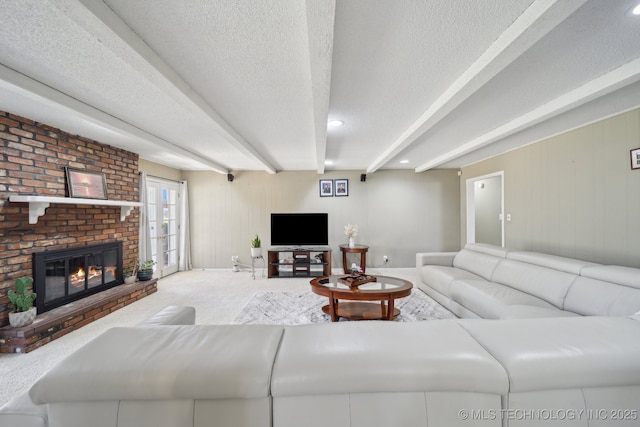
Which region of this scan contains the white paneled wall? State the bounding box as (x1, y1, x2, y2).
(462, 109, 640, 268)
(181, 170, 460, 269)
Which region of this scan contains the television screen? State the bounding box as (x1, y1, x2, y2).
(270, 213, 328, 246)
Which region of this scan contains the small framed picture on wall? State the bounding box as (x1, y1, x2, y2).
(319, 179, 333, 197)
(335, 179, 349, 197)
(631, 147, 640, 170)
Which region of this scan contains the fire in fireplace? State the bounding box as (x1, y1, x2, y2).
(32, 242, 123, 313)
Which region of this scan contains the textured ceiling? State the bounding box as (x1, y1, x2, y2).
(0, 0, 639, 174)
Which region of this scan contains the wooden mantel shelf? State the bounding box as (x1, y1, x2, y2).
(9, 195, 142, 224)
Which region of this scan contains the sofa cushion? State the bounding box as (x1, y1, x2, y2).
(501, 305, 580, 319)
(452, 249, 504, 281)
(580, 265, 640, 289)
(418, 265, 482, 298)
(272, 321, 508, 396)
(463, 243, 511, 258)
(29, 325, 284, 404)
(449, 279, 555, 319)
(491, 259, 577, 309)
(507, 251, 599, 274)
(565, 276, 640, 316)
(459, 316, 640, 392)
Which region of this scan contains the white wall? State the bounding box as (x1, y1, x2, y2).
(138, 159, 184, 181)
(461, 108, 640, 268)
(182, 169, 460, 269)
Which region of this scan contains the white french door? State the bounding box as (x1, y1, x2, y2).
(146, 178, 180, 278)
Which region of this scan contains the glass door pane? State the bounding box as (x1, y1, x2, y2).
(161, 186, 179, 276)
(147, 178, 180, 278)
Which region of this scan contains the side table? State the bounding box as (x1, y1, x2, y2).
(339, 244, 369, 273)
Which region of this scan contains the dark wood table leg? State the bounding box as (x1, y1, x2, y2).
(329, 297, 338, 322)
(387, 298, 395, 320)
(342, 251, 348, 273)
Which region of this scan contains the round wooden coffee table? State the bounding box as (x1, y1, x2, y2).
(310, 275, 413, 321)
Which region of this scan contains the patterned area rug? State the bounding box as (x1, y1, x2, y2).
(232, 289, 456, 324)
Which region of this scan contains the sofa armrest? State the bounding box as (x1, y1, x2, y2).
(138, 306, 196, 326)
(0, 392, 48, 427)
(416, 252, 457, 268)
(29, 325, 284, 403)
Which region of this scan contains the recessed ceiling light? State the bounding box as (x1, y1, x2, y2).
(328, 120, 344, 127)
(400, 160, 409, 164)
(627, 2, 640, 15)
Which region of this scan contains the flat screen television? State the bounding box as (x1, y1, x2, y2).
(270, 213, 328, 247)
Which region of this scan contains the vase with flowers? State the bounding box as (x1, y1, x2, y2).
(344, 223, 358, 248)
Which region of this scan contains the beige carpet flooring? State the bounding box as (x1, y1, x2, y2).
(0, 267, 422, 407)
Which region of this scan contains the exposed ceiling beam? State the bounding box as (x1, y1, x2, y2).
(304, 0, 336, 174)
(0, 63, 229, 173)
(73, 0, 277, 174)
(366, 0, 589, 174)
(416, 57, 640, 172)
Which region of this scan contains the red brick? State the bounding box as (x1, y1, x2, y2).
(9, 128, 34, 138)
(0, 109, 140, 329)
(0, 116, 20, 127)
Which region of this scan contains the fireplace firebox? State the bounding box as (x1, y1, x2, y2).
(33, 242, 123, 313)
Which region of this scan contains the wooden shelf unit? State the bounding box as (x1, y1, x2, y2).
(267, 247, 331, 278)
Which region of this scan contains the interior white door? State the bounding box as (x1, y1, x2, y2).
(147, 178, 180, 278)
(466, 171, 505, 247)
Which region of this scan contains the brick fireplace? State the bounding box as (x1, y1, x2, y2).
(33, 241, 123, 313)
(0, 110, 147, 349)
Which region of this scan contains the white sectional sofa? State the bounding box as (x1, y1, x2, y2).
(417, 243, 640, 319)
(2, 304, 640, 427)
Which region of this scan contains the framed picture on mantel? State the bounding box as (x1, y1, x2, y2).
(65, 167, 107, 199)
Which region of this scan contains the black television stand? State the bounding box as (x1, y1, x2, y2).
(267, 246, 332, 278)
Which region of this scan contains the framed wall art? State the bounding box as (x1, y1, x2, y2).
(319, 179, 333, 197)
(65, 168, 107, 199)
(335, 179, 349, 197)
(631, 147, 640, 170)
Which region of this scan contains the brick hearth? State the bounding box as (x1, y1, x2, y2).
(0, 279, 157, 353)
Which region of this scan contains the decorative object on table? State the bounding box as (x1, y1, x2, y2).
(65, 167, 107, 199)
(335, 179, 349, 197)
(7, 276, 37, 327)
(344, 223, 358, 248)
(631, 147, 640, 170)
(123, 258, 138, 284)
(338, 271, 377, 287)
(319, 179, 333, 197)
(137, 259, 156, 281)
(250, 235, 262, 257)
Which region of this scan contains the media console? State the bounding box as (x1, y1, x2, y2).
(267, 247, 332, 278)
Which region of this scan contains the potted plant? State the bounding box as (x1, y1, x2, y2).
(7, 276, 37, 327)
(250, 235, 262, 258)
(137, 259, 156, 281)
(123, 258, 138, 284)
